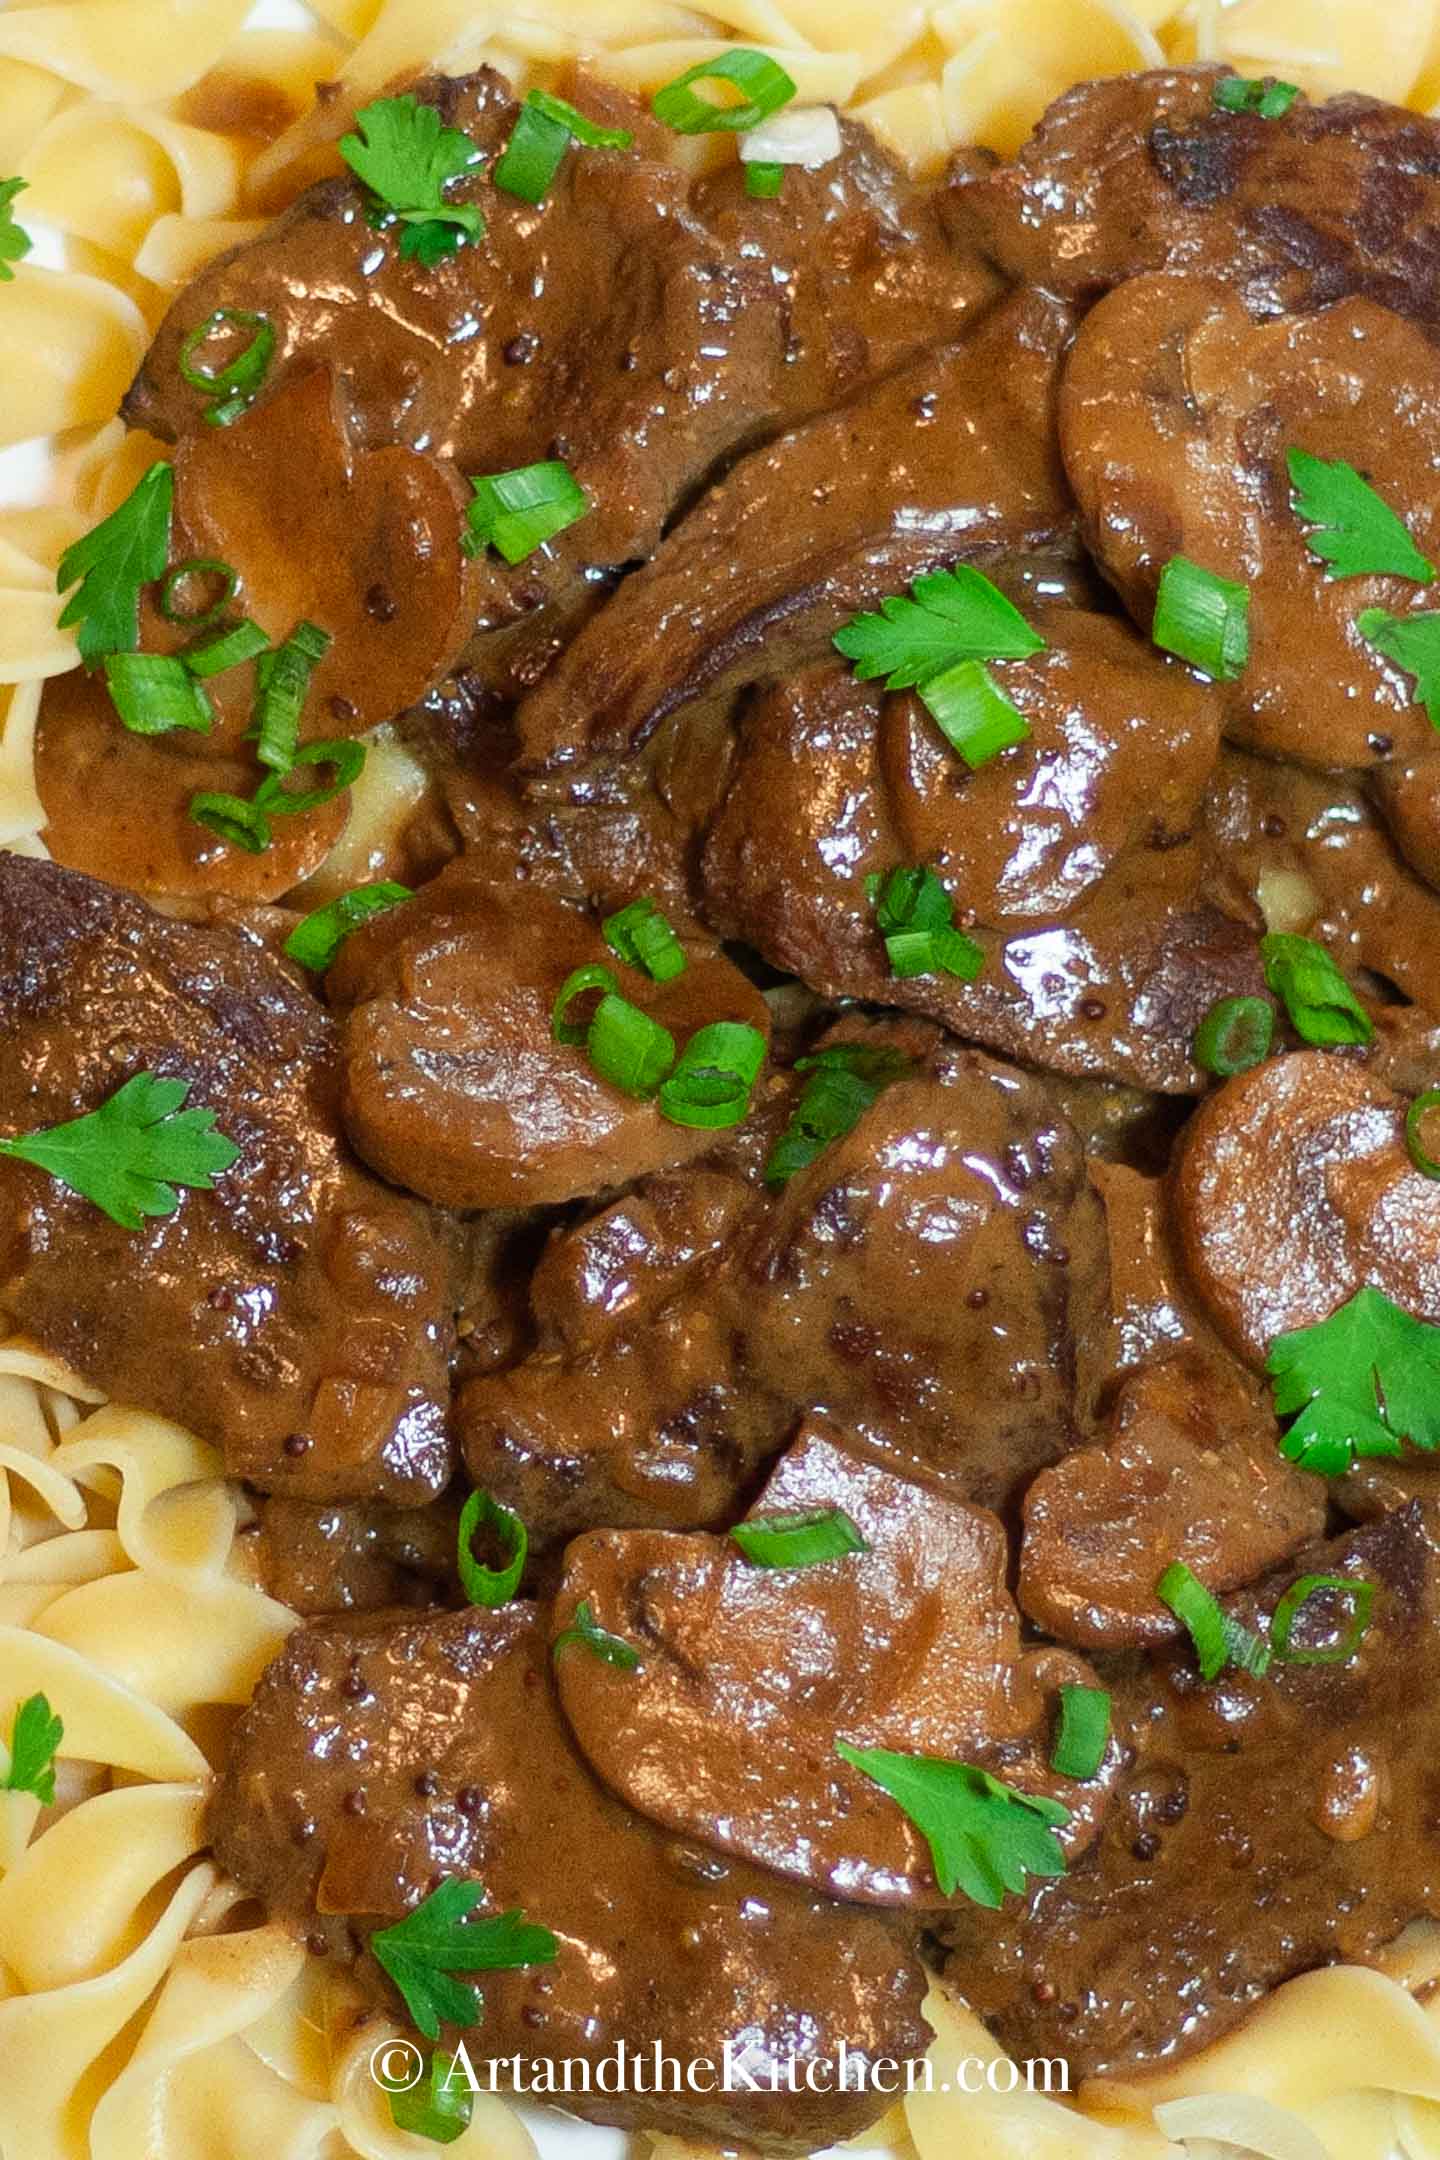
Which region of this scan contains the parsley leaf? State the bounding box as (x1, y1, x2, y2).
(835, 1741, 1069, 1907)
(56, 463, 173, 666)
(0, 176, 32, 281)
(1287, 449, 1434, 583)
(834, 565, 1044, 691)
(1358, 607, 1440, 729)
(340, 95, 485, 264)
(0, 1071, 242, 1231)
(370, 1880, 557, 2042)
(1267, 1285, 1440, 1475)
(1, 1692, 63, 1804)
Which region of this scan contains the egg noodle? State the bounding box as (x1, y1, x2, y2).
(6, 1, 1440, 2154)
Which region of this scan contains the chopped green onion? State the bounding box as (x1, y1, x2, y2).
(920, 657, 1030, 769)
(493, 88, 633, 204)
(1269, 1573, 1375, 1666)
(1049, 1684, 1111, 1780)
(651, 48, 797, 134)
(284, 882, 415, 971)
(587, 993, 676, 1098)
(103, 652, 214, 738)
(178, 308, 275, 423)
(1193, 994, 1275, 1077)
(189, 790, 271, 854)
(158, 557, 238, 627)
(255, 735, 364, 816)
(1152, 556, 1250, 680)
(457, 1488, 527, 1607)
(464, 460, 589, 565)
(602, 897, 687, 982)
(1261, 931, 1373, 1047)
(552, 963, 619, 1045)
(745, 160, 785, 197)
(553, 1598, 641, 1670)
(184, 618, 269, 680)
(658, 1020, 766, 1130)
(765, 1041, 911, 1186)
(1407, 1088, 1440, 1181)
(251, 620, 330, 773)
(1212, 75, 1300, 118)
(729, 1506, 867, 1569)
(388, 2051, 474, 2145)
(1156, 1560, 1271, 1682)
(869, 863, 983, 982)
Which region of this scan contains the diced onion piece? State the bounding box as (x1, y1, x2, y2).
(739, 105, 842, 166)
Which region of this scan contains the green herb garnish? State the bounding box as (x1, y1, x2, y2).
(1407, 1088, 1440, 1182)
(251, 620, 330, 773)
(835, 565, 1044, 689)
(464, 460, 589, 565)
(158, 556, 238, 627)
(868, 863, 983, 982)
(1, 1692, 62, 1804)
(57, 463, 173, 665)
(1193, 993, 1275, 1077)
(602, 897, 687, 982)
(0, 176, 32, 281)
(764, 1042, 911, 1187)
(920, 658, 1030, 767)
(651, 49, 796, 134)
(184, 618, 270, 680)
(178, 308, 275, 427)
(1156, 1560, 1271, 1681)
(0, 1072, 240, 1230)
(1358, 607, 1440, 729)
(730, 1507, 867, 1569)
(1212, 76, 1300, 118)
(284, 881, 414, 972)
(658, 1020, 766, 1130)
(370, 1881, 557, 2042)
(588, 993, 676, 1098)
(340, 94, 485, 263)
(835, 1741, 1069, 1906)
(493, 88, 633, 205)
(1268, 1285, 1440, 1474)
(1260, 931, 1372, 1046)
(1049, 1684, 1110, 1780)
(745, 160, 785, 197)
(388, 2050, 474, 2145)
(1152, 556, 1250, 679)
(456, 1488, 527, 1608)
(553, 1598, 641, 1670)
(103, 651, 214, 737)
(1287, 448, 1434, 584)
(1269, 1573, 1375, 1665)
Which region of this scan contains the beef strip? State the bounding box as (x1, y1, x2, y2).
(936, 1505, 1440, 2078)
(327, 859, 771, 1209)
(460, 1020, 1113, 1543)
(1060, 276, 1440, 778)
(554, 1418, 1115, 1908)
(1173, 1049, 1440, 1367)
(947, 65, 1440, 316)
(0, 854, 452, 1503)
(207, 1597, 931, 2152)
(514, 288, 1076, 776)
(128, 72, 992, 700)
(699, 638, 1260, 1093)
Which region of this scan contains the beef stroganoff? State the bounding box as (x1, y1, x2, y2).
(9, 5, 1440, 2159)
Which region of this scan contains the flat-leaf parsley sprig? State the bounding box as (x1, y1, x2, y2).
(340, 95, 485, 265)
(0, 177, 32, 281)
(0, 1071, 241, 1230)
(1, 1693, 63, 1804)
(370, 1879, 557, 2039)
(1267, 1285, 1440, 1475)
(834, 1741, 1069, 1906)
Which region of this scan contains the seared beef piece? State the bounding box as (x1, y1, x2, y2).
(947, 65, 1440, 316)
(40, 366, 480, 903)
(554, 1419, 1116, 1908)
(1019, 1351, 1322, 1648)
(699, 629, 1260, 1093)
(208, 1598, 931, 2152)
(0, 855, 452, 1504)
(1061, 276, 1440, 782)
(128, 73, 991, 698)
(1173, 1050, 1440, 1367)
(327, 860, 770, 1210)
(936, 1505, 1440, 2078)
(736, 1029, 1110, 1514)
(1206, 750, 1440, 1017)
(514, 289, 1075, 775)
(254, 1492, 461, 1614)
(461, 1021, 1113, 1543)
